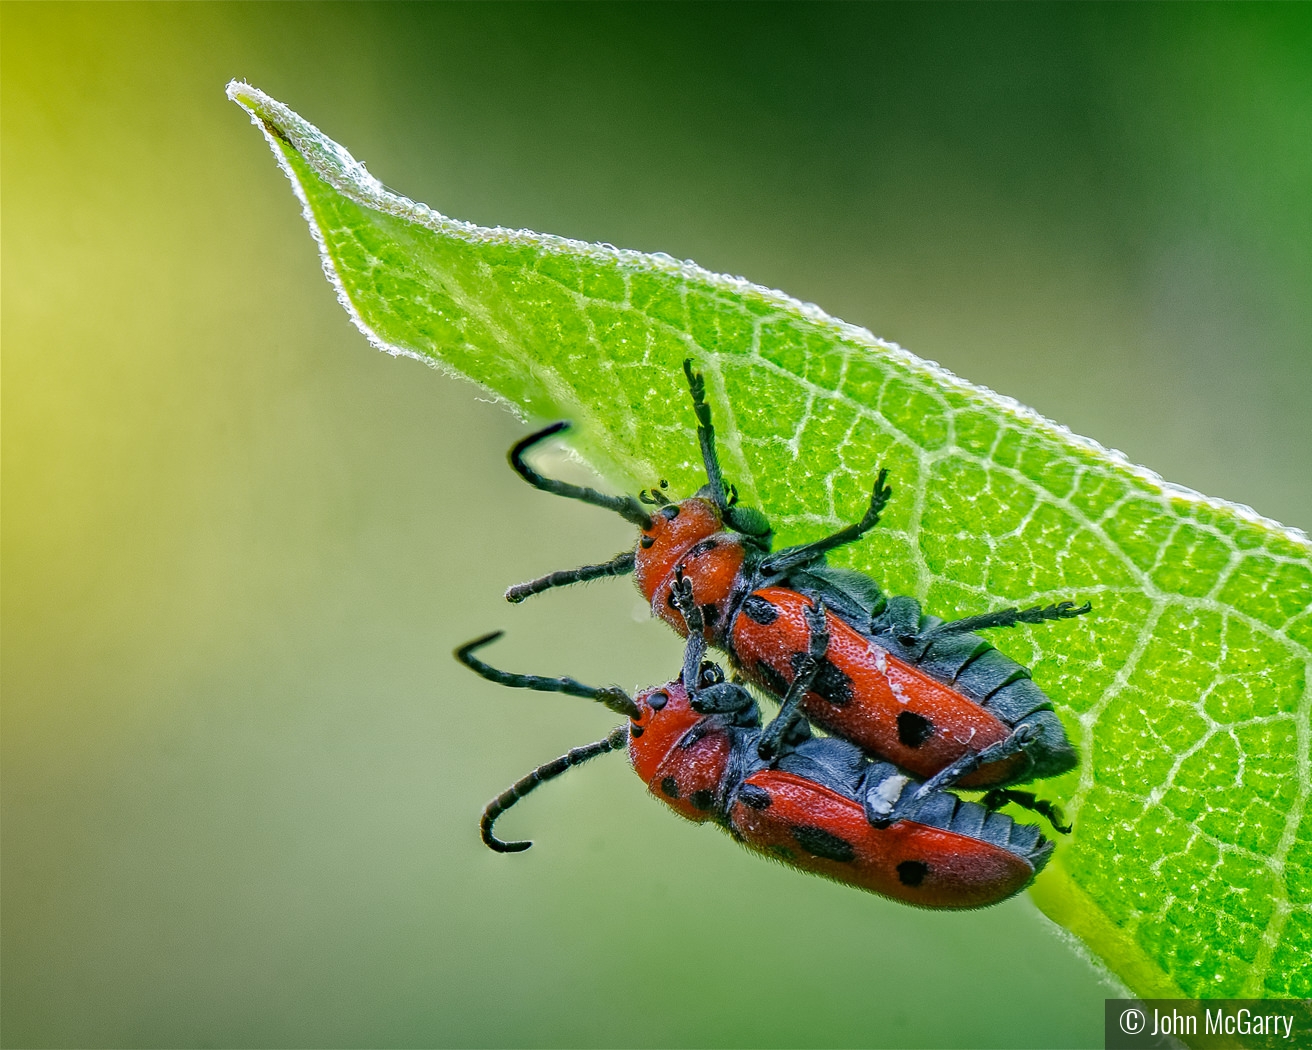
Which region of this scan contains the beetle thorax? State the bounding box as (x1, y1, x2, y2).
(633, 498, 747, 641)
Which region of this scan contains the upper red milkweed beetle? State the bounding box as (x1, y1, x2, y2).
(504, 361, 1088, 820)
(457, 585, 1055, 909)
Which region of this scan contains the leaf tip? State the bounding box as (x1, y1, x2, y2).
(225, 79, 263, 114)
(226, 81, 295, 145)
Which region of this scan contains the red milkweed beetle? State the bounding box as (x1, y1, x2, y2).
(457, 585, 1054, 909)
(504, 361, 1088, 824)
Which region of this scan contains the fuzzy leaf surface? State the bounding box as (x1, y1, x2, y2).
(230, 81, 1311, 1001)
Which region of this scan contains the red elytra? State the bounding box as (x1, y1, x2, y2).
(729, 770, 1036, 909)
(459, 633, 1052, 910)
(731, 588, 1023, 787)
(632, 514, 1029, 786)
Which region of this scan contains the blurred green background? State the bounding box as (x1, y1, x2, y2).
(4, 4, 1309, 1047)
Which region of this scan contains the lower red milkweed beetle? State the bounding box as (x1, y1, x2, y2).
(456, 587, 1056, 910)
(502, 362, 1087, 824)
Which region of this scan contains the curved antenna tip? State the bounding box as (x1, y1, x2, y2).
(454, 631, 505, 664)
(486, 836, 533, 854)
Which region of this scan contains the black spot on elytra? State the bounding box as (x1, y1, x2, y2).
(755, 661, 789, 697)
(897, 711, 934, 748)
(739, 784, 772, 810)
(700, 604, 719, 627)
(897, 860, 929, 886)
(640, 535, 655, 549)
(630, 724, 644, 738)
(791, 653, 853, 707)
(660, 777, 679, 799)
(648, 691, 668, 710)
(742, 595, 779, 625)
(689, 789, 714, 811)
(791, 825, 856, 863)
(687, 539, 717, 558)
(660, 505, 680, 520)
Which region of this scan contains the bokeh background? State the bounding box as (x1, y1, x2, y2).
(4, 4, 1309, 1047)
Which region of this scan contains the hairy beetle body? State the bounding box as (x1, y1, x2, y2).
(459, 634, 1052, 909)
(505, 362, 1087, 812)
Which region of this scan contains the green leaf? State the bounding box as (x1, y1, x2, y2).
(229, 81, 1311, 1001)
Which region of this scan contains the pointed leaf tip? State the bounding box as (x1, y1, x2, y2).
(232, 86, 1312, 1002)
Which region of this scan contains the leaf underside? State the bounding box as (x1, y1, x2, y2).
(230, 81, 1311, 1001)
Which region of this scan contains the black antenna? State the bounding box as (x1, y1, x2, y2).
(503, 551, 636, 605)
(510, 423, 652, 529)
(682, 360, 730, 512)
(455, 632, 641, 719)
(481, 726, 629, 852)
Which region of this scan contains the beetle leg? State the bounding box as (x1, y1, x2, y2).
(758, 469, 893, 578)
(892, 722, 1041, 818)
(923, 600, 1093, 637)
(757, 599, 829, 761)
(982, 789, 1072, 835)
(669, 567, 704, 636)
(669, 570, 711, 692)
